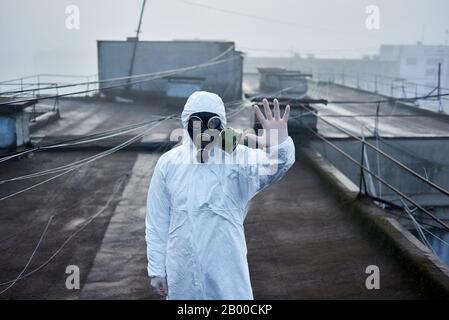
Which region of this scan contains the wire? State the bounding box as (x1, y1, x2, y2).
(299, 119, 449, 231)
(0, 83, 304, 167)
(314, 71, 449, 92)
(0, 83, 307, 196)
(303, 82, 449, 230)
(240, 46, 379, 55)
(400, 199, 437, 255)
(0, 115, 166, 163)
(0, 46, 236, 97)
(0, 176, 126, 287)
(0, 55, 239, 106)
(322, 92, 449, 105)
(0, 215, 53, 295)
(352, 121, 449, 173)
(386, 206, 448, 233)
(0, 120, 165, 184)
(307, 106, 449, 198)
(1, 56, 237, 104)
(0, 139, 176, 251)
(422, 226, 449, 249)
(317, 113, 449, 118)
(0, 117, 173, 201)
(176, 0, 372, 39)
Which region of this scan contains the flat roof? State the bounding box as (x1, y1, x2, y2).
(308, 83, 449, 138)
(97, 39, 235, 45)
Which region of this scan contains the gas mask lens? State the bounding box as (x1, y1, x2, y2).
(188, 116, 203, 130)
(207, 116, 222, 130)
(188, 115, 222, 131)
(187, 112, 223, 163)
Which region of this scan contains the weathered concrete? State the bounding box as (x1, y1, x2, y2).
(310, 137, 449, 228)
(301, 148, 449, 298)
(246, 160, 427, 299)
(0, 99, 177, 299)
(79, 150, 430, 299)
(80, 153, 160, 300)
(308, 82, 449, 138)
(0, 97, 445, 299)
(0, 151, 138, 299)
(306, 82, 449, 252)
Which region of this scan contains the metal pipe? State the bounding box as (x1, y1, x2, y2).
(314, 110, 449, 198)
(307, 127, 449, 231)
(126, 0, 147, 90)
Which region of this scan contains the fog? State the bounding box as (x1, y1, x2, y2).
(1, 0, 448, 80)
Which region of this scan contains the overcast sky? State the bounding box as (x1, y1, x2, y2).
(1, 0, 449, 80)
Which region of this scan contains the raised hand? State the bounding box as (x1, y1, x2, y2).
(246, 98, 290, 148)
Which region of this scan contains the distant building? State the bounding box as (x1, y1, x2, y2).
(245, 44, 449, 87)
(97, 39, 244, 101)
(244, 56, 398, 79)
(245, 44, 449, 112)
(379, 44, 449, 91)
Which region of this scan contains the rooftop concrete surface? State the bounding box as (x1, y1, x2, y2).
(0, 150, 138, 299)
(29, 98, 182, 145)
(308, 82, 449, 138)
(246, 160, 426, 299)
(0, 98, 179, 299)
(80, 150, 427, 299)
(0, 96, 443, 299)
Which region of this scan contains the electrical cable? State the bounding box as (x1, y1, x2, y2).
(297, 117, 449, 231)
(0, 120, 167, 183)
(304, 105, 449, 198)
(0, 46, 236, 97)
(0, 55, 239, 106)
(0, 116, 166, 163)
(175, 0, 377, 39)
(3, 55, 233, 103)
(0, 176, 126, 288)
(0, 215, 54, 295)
(0, 117, 173, 201)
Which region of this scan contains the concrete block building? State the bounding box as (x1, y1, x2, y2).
(97, 39, 244, 101)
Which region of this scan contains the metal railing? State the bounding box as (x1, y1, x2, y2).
(0, 73, 98, 97)
(291, 104, 449, 232)
(312, 72, 449, 113)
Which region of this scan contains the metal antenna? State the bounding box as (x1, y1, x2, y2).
(438, 63, 443, 112)
(127, 0, 147, 90)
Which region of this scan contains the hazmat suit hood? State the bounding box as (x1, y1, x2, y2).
(181, 91, 227, 129)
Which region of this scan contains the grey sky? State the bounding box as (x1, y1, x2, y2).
(1, 0, 449, 80)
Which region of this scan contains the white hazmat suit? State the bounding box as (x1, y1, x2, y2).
(146, 91, 295, 299)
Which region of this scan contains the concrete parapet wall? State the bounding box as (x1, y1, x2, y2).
(301, 147, 449, 298)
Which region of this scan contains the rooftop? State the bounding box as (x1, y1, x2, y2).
(1, 87, 449, 298)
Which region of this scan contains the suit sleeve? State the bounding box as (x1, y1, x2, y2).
(145, 159, 171, 278)
(245, 136, 296, 200)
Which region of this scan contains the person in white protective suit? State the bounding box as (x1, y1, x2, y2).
(145, 91, 295, 300)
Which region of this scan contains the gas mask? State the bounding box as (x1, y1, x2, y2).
(188, 112, 223, 163)
(187, 112, 243, 163)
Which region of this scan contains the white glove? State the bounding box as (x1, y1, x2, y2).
(246, 98, 290, 148)
(150, 276, 168, 297)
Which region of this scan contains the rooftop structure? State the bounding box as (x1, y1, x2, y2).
(97, 39, 244, 101)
